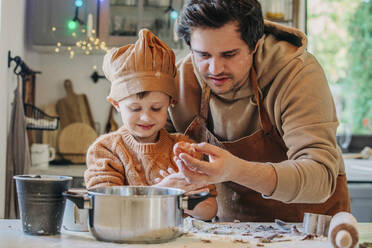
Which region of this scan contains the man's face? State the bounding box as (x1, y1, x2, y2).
(190, 22, 255, 95)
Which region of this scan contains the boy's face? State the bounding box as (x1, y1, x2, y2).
(118, 91, 170, 143)
(190, 21, 256, 95)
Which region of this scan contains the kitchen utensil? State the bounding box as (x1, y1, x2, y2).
(63, 186, 210, 243)
(303, 212, 332, 237)
(343, 146, 372, 159)
(275, 219, 291, 231)
(30, 143, 55, 169)
(56, 79, 95, 130)
(58, 122, 98, 164)
(104, 105, 119, 133)
(41, 103, 61, 160)
(62, 188, 89, 232)
(14, 175, 72, 235)
(328, 212, 359, 248)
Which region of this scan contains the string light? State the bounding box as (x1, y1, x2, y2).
(53, 2, 109, 59)
(53, 27, 108, 59)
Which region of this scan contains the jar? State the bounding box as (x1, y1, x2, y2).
(266, 0, 286, 20)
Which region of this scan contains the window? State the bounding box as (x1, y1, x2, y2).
(307, 0, 372, 152)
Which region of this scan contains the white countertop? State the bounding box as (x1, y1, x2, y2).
(1, 219, 371, 248)
(344, 157, 372, 182)
(29, 164, 86, 177)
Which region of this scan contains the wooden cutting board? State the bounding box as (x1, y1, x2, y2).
(58, 123, 98, 164)
(56, 79, 95, 130)
(105, 106, 119, 133)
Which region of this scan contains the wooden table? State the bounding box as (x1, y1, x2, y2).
(0, 219, 371, 248)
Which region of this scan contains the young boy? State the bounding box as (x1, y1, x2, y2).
(84, 29, 217, 220)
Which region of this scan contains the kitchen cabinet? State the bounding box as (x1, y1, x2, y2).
(27, 0, 98, 46)
(344, 158, 372, 222)
(99, 0, 184, 49)
(99, 0, 301, 49)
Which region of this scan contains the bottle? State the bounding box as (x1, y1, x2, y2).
(328, 212, 359, 248)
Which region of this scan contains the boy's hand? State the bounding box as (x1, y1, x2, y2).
(153, 171, 204, 192)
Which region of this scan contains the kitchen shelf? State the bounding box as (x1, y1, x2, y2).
(266, 18, 293, 23)
(109, 3, 137, 7)
(99, 0, 184, 48)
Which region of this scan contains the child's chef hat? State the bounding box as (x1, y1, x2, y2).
(103, 29, 177, 102)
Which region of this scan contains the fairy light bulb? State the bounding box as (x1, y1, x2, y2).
(74, 0, 83, 7)
(170, 10, 178, 19)
(68, 20, 77, 30)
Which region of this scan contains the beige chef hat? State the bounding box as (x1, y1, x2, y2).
(103, 29, 177, 102)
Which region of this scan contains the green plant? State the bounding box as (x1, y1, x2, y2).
(343, 0, 372, 134)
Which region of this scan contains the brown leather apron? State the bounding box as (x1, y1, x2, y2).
(184, 68, 350, 222)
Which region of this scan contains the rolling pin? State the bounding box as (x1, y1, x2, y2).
(328, 212, 359, 248)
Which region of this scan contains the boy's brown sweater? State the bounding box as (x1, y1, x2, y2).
(84, 128, 216, 195)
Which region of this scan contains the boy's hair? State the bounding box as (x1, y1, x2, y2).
(177, 0, 264, 51)
(136, 91, 172, 104)
(136, 91, 150, 99)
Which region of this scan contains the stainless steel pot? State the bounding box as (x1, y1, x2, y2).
(62, 188, 89, 232)
(63, 186, 210, 243)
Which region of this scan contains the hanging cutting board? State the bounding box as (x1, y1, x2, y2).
(56, 79, 95, 130)
(41, 103, 61, 160)
(105, 106, 119, 133)
(58, 123, 98, 164)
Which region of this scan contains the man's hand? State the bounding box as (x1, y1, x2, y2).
(175, 142, 243, 185)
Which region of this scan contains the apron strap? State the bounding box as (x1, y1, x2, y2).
(200, 82, 211, 120)
(250, 68, 272, 134)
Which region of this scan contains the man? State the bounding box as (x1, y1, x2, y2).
(165, 0, 350, 222)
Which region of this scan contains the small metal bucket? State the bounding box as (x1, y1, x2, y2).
(14, 175, 72, 235)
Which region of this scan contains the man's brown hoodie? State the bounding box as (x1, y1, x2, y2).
(168, 21, 345, 204)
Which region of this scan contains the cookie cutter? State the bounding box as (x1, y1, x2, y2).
(303, 212, 332, 237)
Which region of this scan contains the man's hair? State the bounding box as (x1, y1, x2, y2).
(177, 0, 264, 51)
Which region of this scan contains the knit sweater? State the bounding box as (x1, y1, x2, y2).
(84, 128, 216, 194)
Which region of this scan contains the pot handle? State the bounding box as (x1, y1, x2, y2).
(63, 191, 92, 209)
(182, 191, 211, 210)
